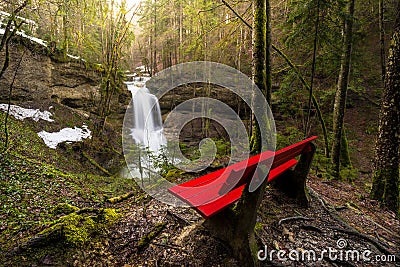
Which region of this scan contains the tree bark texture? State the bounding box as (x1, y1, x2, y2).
(250, 0, 267, 154)
(379, 0, 386, 83)
(371, 3, 400, 215)
(331, 0, 355, 179)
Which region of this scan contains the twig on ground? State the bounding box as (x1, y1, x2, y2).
(107, 191, 135, 204)
(150, 241, 184, 251)
(166, 209, 190, 226)
(278, 216, 314, 226)
(334, 206, 348, 211)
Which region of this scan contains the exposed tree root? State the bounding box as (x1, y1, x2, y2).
(309, 188, 400, 261)
(327, 226, 400, 261)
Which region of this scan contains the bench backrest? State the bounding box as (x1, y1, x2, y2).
(221, 136, 318, 192)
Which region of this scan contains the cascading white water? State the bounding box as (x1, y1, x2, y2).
(125, 77, 166, 153)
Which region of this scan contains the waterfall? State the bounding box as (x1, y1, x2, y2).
(125, 77, 166, 153)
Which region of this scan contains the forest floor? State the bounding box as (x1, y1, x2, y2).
(1, 95, 400, 266)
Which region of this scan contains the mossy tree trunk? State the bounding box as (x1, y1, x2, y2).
(331, 0, 355, 179)
(205, 1, 272, 265)
(340, 128, 352, 168)
(265, 0, 272, 105)
(249, 0, 267, 154)
(379, 0, 386, 83)
(371, 4, 400, 215)
(96, 3, 134, 132)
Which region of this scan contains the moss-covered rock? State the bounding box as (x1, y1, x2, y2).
(30, 208, 120, 248)
(52, 203, 80, 215)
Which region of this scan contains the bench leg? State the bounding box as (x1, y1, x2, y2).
(273, 143, 316, 207)
(203, 208, 237, 243)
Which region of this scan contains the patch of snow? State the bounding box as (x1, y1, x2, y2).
(135, 65, 149, 73)
(67, 54, 86, 62)
(0, 27, 47, 47)
(1, 27, 88, 61)
(0, 11, 37, 26)
(0, 26, 47, 47)
(67, 54, 80, 60)
(17, 30, 47, 46)
(0, 104, 54, 122)
(37, 125, 92, 149)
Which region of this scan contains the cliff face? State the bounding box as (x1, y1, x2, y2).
(0, 39, 100, 111)
(0, 37, 250, 117)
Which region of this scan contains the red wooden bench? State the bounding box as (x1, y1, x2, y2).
(168, 136, 317, 218)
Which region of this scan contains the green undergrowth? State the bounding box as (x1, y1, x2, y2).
(178, 138, 231, 162)
(0, 106, 93, 174)
(0, 152, 136, 259)
(277, 127, 360, 181)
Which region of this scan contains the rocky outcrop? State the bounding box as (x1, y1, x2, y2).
(0, 41, 52, 101)
(0, 37, 250, 117)
(50, 61, 100, 109)
(0, 38, 101, 111)
(157, 84, 251, 118)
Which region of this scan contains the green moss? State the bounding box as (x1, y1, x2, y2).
(371, 169, 387, 200)
(52, 203, 79, 215)
(254, 222, 263, 233)
(340, 129, 352, 168)
(165, 168, 185, 180)
(35, 208, 120, 247)
(339, 167, 359, 182)
(100, 208, 120, 222)
(62, 213, 95, 246)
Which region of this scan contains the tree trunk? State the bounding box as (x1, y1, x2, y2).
(371, 3, 400, 215)
(204, 180, 266, 267)
(265, 0, 272, 105)
(205, 1, 271, 266)
(152, 0, 158, 75)
(331, 0, 355, 179)
(249, 0, 267, 154)
(305, 0, 320, 136)
(379, 0, 386, 83)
